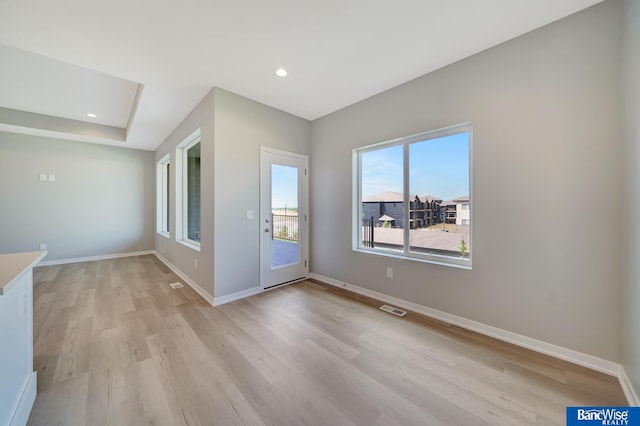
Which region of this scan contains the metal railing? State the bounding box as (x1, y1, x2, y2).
(272, 214, 299, 241)
(362, 217, 375, 248)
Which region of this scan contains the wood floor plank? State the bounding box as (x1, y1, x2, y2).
(52, 318, 93, 384)
(28, 255, 627, 425)
(27, 372, 89, 426)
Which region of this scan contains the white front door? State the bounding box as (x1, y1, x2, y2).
(260, 147, 309, 289)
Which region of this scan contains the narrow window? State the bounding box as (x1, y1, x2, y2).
(156, 154, 170, 237)
(175, 129, 201, 250)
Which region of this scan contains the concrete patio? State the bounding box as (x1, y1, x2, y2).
(271, 239, 299, 268)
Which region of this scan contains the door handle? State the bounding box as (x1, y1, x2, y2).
(264, 228, 270, 233)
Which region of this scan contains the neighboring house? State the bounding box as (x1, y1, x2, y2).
(364, 192, 443, 229)
(421, 195, 442, 227)
(440, 200, 457, 224)
(410, 195, 442, 228)
(363, 191, 405, 228)
(454, 196, 470, 226)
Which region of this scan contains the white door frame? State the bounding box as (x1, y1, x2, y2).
(259, 147, 309, 289)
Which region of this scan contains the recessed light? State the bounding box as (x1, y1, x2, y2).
(87, 113, 97, 118)
(275, 68, 288, 77)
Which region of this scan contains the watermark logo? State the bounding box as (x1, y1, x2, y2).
(567, 407, 640, 426)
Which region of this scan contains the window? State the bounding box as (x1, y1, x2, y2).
(156, 154, 170, 237)
(354, 124, 472, 268)
(176, 129, 201, 250)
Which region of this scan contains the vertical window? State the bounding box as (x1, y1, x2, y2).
(156, 154, 170, 237)
(176, 129, 201, 250)
(354, 124, 472, 268)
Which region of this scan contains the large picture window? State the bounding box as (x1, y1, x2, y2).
(354, 124, 472, 268)
(176, 129, 201, 250)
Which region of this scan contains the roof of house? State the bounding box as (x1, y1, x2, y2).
(364, 192, 447, 203)
(453, 196, 470, 203)
(378, 215, 396, 221)
(420, 195, 443, 203)
(440, 200, 456, 207)
(363, 191, 404, 202)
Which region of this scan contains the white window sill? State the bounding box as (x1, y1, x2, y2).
(157, 232, 170, 239)
(178, 239, 201, 252)
(353, 247, 472, 270)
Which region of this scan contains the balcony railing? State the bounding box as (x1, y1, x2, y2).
(272, 214, 299, 242)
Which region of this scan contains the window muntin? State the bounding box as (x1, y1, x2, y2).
(354, 124, 472, 268)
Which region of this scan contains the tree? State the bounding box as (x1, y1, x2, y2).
(279, 225, 289, 239)
(459, 239, 468, 258)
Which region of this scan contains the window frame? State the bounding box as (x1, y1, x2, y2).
(352, 123, 473, 269)
(175, 128, 202, 251)
(156, 154, 171, 238)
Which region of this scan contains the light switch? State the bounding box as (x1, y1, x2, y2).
(246, 210, 255, 220)
(48, 174, 56, 182)
(39, 174, 47, 181)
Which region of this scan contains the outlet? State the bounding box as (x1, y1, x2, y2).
(194, 258, 198, 269)
(386, 267, 394, 279)
(39, 243, 47, 251)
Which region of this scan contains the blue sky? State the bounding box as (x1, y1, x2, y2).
(269, 132, 469, 208)
(361, 132, 469, 201)
(271, 164, 298, 208)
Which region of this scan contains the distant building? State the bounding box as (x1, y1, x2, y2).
(363, 192, 442, 229)
(454, 196, 470, 226)
(440, 196, 470, 225)
(440, 200, 457, 224)
(410, 195, 442, 228)
(362, 191, 405, 228)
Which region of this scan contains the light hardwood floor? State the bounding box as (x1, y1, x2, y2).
(28, 255, 625, 425)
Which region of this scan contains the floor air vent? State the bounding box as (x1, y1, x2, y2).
(169, 282, 184, 289)
(379, 304, 407, 317)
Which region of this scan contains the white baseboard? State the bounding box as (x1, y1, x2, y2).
(213, 277, 309, 306)
(214, 287, 263, 306)
(620, 366, 640, 406)
(11, 371, 36, 426)
(309, 273, 622, 378)
(37, 250, 155, 267)
(152, 251, 214, 306)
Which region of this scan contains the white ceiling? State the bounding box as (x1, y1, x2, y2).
(0, 44, 138, 128)
(0, 0, 604, 151)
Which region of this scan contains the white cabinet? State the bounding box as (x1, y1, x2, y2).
(0, 251, 46, 426)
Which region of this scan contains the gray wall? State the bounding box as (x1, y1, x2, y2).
(0, 132, 154, 261)
(623, 0, 640, 400)
(310, 1, 623, 361)
(213, 88, 311, 298)
(154, 88, 311, 299)
(154, 91, 215, 297)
